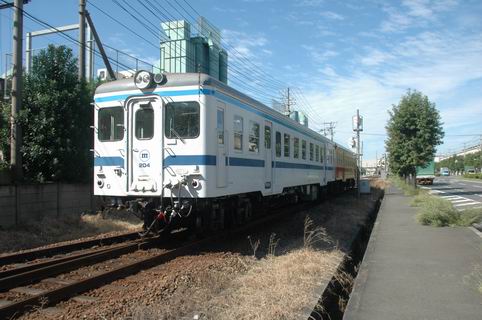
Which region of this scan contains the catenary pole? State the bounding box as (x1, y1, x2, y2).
(78, 0, 86, 81)
(10, 0, 23, 181)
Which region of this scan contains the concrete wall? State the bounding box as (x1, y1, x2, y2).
(0, 183, 95, 228)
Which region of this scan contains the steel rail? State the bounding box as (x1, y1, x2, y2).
(0, 238, 158, 292)
(0, 231, 140, 266)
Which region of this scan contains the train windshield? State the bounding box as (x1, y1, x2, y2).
(98, 107, 124, 141)
(165, 101, 200, 139)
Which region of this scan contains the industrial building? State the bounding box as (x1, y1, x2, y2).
(159, 17, 228, 84)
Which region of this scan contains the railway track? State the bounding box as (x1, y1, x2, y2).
(0, 231, 141, 266)
(0, 200, 318, 319)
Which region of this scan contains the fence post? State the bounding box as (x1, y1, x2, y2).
(15, 183, 19, 226)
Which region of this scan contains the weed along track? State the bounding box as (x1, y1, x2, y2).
(309, 190, 383, 320)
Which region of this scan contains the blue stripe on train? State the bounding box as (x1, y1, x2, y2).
(93, 155, 335, 171)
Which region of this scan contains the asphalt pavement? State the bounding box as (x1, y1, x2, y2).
(420, 175, 482, 210)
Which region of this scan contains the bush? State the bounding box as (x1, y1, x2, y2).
(416, 197, 460, 227)
(464, 173, 482, 179)
(416, 196, 482, 227)
(390, 176, 420, 196)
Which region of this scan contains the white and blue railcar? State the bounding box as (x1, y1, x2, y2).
(93, 71, 356, 232)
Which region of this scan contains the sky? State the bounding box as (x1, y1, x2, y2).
(1, 0, 481, 161)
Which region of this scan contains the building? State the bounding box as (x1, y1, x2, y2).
(159, 17, 228, 84)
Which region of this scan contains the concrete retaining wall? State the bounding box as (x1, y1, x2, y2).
(0, 183, 95, 228)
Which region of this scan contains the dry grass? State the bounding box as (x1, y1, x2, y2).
(370, 178, 391, 190)
(0, 213, 142, 253)
(207, 248, 344, 320)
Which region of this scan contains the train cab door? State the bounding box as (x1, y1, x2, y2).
(264, 121, 273, 192)
(216, 105, 227, 188)
(127, 97, 162, 195)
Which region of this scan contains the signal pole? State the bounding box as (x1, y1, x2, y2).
(79, 0, 86, 81)
(322, 122, 336, 141)
(10, 0, 24, 181)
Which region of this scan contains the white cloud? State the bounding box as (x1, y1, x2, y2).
(320, 11, 344, 20)
(302, 45, 338, 63)
(360, 49, 394, 66)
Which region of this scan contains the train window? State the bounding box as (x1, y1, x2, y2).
(275, 132, 281, 157)
(315, 145, 319, 162)
(309, 143, 314, 161)
(164, 101, 200, 139)
(135, 108, 154, 140)
(294, 137, 299, 159)
(248, 121, 260, 153)
(264, 125, 271, 149)
(320, 145, 324, 163)
(217, 109, 224, 145)
(98, 107, 124, 142)
(284, 134, 290, 157)
(301, 140, 306, 160)
(234, 116, 243, 151)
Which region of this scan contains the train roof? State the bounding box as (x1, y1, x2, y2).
(95, 73, 355, 155)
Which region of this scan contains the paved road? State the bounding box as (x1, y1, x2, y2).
(421, 175, 482, 210)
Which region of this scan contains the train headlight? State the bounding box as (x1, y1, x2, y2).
(134, 70, 153, 90)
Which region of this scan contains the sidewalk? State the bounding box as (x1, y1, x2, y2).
(343, 186, 482, 320)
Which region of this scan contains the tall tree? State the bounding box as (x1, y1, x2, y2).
(0, 45, 94, 182)
(386, 90, 444, 181)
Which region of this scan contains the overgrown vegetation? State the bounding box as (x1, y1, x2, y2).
(464, 173, 482, 179)
(390, 176, 421, 196)
(385, 90, 444, 184)
(0, 45, 95, 182)
(437, 151, 481, 174)
(411, 193, 482, 227)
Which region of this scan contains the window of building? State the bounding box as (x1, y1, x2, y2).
(165, 101, 200, 139)
(135, 108, 154, 140)
(98, 107, 124, 141)
(233, 116, 243, 151)
(248, 121, 260, 153)
(310, 143, 314, 161)
(294, 137, 299, 159)
(284, 133, 290, 157)
(275, 131, 281, 157)
(302, 140, 306, 160)
(315, 145, 319, 162)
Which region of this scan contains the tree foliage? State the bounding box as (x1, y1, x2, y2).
(0, 45, 94, 182)
(436, 151, 481, 173)
(386, 90, 444, 177)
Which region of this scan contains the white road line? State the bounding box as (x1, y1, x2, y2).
(458, 183, 467, 186)
(440, 195, 462, 199)
(454, 202, 480, 207)
(429, 190, 446, 194)
(477, 195, 482, 198)
(450, 199, 473, 203)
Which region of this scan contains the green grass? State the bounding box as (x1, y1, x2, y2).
(463, 173, 482, 179)
(414, 195, 482, 227)
(390, 176, 421, 196)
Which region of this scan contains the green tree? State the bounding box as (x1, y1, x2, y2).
(0, 45, 94, 182)
(386, 90, 444, 182)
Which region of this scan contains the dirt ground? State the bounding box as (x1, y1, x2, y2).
(19, 189, 381, 320)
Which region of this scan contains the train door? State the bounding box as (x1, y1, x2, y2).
(127, 97, 162, 194)
(216, 105, 227, 188)
(322, 142, 327, 184)
(264, 121, 273, 192)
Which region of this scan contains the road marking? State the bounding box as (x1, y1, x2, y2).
(450, 199, 473, 203)
(440, 195, 462, 199)
(429, 190, 446, 194)
(477, 194, 482, 198)
(454, 202, 480, 207)
(458, 183, 467, 186)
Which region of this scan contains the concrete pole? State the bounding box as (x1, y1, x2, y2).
(78, 0, 86, 81)
(25, 32, 31, 73)
(356, 109, 360, 198)
(86, 24, 93, 81)
(10, 0, 23, 181)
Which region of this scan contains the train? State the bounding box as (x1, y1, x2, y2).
(93, 71, 357, 234)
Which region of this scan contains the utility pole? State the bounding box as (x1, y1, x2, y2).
(10, 0, 24, 181)
(283, 87, 295, 116)
(353, 109, 363, 198)
(322, 122, 336, 141)
(79, 0, 86, 81)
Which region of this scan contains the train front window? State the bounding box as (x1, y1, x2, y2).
(98, 107, 124, 142)
(165, 101, 200, 139)
(135, 108, 154, 140)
